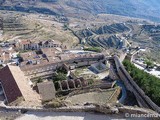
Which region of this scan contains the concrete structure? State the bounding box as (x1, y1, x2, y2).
(90, 62, 108, 74)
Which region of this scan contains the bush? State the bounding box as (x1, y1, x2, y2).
(57, 67, 67, 74)
(37, 77, 43, 83)
(49, 101, 61, 108)
(53, 72, 66, 82)
(45, 99, 64, 108)
(144, 60, 154, 68)
(88, 79, 94, 85)
(52, 67, 67, 82)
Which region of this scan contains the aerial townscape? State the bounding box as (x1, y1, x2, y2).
(0, 0, 160, 120)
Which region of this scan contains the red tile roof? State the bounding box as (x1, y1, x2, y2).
(20, 40, 31, 45)
(0, 65, 40, 104)
(0, 66, 23, 104)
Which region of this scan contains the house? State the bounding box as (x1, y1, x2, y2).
(20, 51, 38, 61)
(0, 47, 18, 65)
(41, 48, 56, 58)
(37, 81, 56, 102)
(40, 40, 62, 48)
(0, 65, 40, 105)
(16, 40, 32, 50)
(16, 39, 63, 50)
(40, 47, 62, 61)
(2, 51, 10, 64)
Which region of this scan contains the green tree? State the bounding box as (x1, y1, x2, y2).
(123, 60, 160, 106)
(145, 60, 154, 68)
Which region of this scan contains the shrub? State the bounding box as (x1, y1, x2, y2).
(45, 99, 64, 108)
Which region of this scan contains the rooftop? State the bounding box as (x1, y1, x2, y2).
(0, 65, 40, 105)
(20, 51, 37, 61)
(37, 81, 56, 101)
(20, 52, 104, 71)
(19, 40, 31, 45)
(41, 48, 56, 58)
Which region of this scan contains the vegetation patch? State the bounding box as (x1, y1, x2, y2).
(53, 67, 67, 82)
(52, 67, 67, 90)
(44, 98, 65, 108)
(123, 60, 160, 106)
(144, 60, 154, 69)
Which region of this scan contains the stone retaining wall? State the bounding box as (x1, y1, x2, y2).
(2, 104, 159, 119)
(113, 55, 160, 113)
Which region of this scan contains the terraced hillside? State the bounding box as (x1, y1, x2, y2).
(122, 22, 160, 63)
(142, 25, 160, 42)
(2, 16, 42, 40)
(74, 23, 129, 49)
(87, 35, 125, 49)
(0, 13, 79, 48)
(3, 17, 25, 31)
(3, 17, 31, 34)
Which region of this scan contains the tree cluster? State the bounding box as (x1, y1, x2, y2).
(123, 60, 160, 106)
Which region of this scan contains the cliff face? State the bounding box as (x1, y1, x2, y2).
(0, 0, 160, 22)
